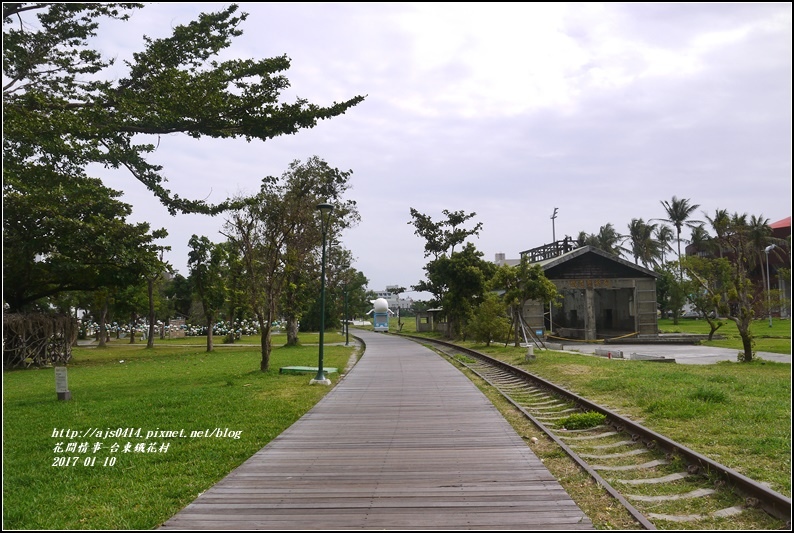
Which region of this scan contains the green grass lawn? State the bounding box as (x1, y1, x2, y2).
(466, 342, 792, 497)
(3, 332, 355, 530)
(397, 316, 791, 497)
(401, 315, 791, 502)
(4, 320, 790, 529)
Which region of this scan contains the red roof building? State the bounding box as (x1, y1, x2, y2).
(770, 216, 791, 239)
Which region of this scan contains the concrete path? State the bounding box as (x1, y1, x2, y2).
(557, 343, 790, 365)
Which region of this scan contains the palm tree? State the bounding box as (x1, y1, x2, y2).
(688, 224, 712, 257)
(576, 230, 597, 248)
(748, 214, 773, 289)
(594, 223, 628, 257)
(705, 208, 731, 258)
(657, 196, 702, 278)
(730, 212, 748, 234)
(654, 224, 675, 266)
(627, 218, 661, 268)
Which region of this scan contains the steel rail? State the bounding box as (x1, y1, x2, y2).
(402, 334, 792, 523)
(452, 350, 656, 529)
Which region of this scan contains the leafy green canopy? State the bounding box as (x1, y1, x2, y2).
(3, 168, 166, 312)
(3, 3, 365, 215)
(222, 157, 360, 371)
(2, 4, 364, 312)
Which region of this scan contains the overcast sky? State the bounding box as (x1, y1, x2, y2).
(94, 2, 792, 300)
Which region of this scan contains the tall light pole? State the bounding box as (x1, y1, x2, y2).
(341, 264, 350, 346)
(765, 244, 777, 328)
(344, 282, 349, 346)
(549, 207, 558, 336)
(311, 202, 334, 385)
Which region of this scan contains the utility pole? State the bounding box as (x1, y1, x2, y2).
(549, 207, 559, 336)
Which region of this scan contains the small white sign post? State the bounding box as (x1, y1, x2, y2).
(55, 366, 71, 401)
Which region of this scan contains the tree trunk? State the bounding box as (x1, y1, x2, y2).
(206, 313, 214, 352)
(129, 313, 137, 344)
(98, 300, 108, 348)
(513, 308, 520, 347)
(147, 278, 155, 349)
(739, 331, 754, 362)
(225, 302, 237, 343)
(286, 315, 299, 346)
(758, 250, 767, 295)
(260, 324, 272, 372)
(705, 317, 722, 341)
(72, 308, 79, 347)
(504, 320, 513, 348)
(256, 312, 272, 372)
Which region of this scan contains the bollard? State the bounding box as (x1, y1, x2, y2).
(525, 345, 535, 362)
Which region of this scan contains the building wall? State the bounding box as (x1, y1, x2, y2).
(634, 278, 658, 335)
(523, 277, 658, 340)
(374, 291, 414, 310)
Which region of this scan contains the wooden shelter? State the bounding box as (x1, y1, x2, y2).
(415, 308, 446, 334)
(520, 245, 659, 341)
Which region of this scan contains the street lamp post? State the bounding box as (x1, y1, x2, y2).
(549, 207, 558, 335)
(340, 263, 350, 347)
(765, 244, 777, 328)
(311, 202, 334, 385)
(344, 279, 349, 346)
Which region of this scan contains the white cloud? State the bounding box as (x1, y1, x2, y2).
(68, 2, 793, 294)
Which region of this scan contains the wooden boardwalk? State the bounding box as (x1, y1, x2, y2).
(160, 331, 593, 530)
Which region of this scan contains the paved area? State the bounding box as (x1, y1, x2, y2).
(555, 342, 791, 365)
(160, 330, 593, 530)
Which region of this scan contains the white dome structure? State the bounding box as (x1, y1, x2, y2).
(371, 298, 389, 313)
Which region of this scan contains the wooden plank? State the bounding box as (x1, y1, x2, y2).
(160, 330, 593, 530)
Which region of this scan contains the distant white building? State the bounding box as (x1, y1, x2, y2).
(493, 252, 520, 267)
(375, 288, 414, 310)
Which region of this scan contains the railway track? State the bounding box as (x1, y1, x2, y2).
(402, 334, 791, 530)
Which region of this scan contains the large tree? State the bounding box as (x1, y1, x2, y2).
(705, 208, 731, 258)
(408, 208, 483, 260)
(275, 158, 360, 346)
(163, 273, 194, 320)
(3, 3, 365, 215)
(409, 207, 485, 312)
(654, 224, 675, 265)
(658, 196, 701, 278)
(467, 292, 511, 347)
(626, 218, 662, 268)
(576, 223, 627, 258)
(220, 240, 247, 344)
(223, 158, 359, 371)
(682, 212, 784, 362)
(3, 172, 167, 312)
(490, 257, 559, 347)
(656, 263, 686, 325)
(680, 256, 726, 341)
(187, 235, 228, 352)
(3, 3, 364, 360)
(416, 242, 495, 339)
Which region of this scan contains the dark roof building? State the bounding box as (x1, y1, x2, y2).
(520, 244, 659, 342)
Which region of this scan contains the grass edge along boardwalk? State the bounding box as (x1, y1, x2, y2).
(160, 330, 594, 530)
